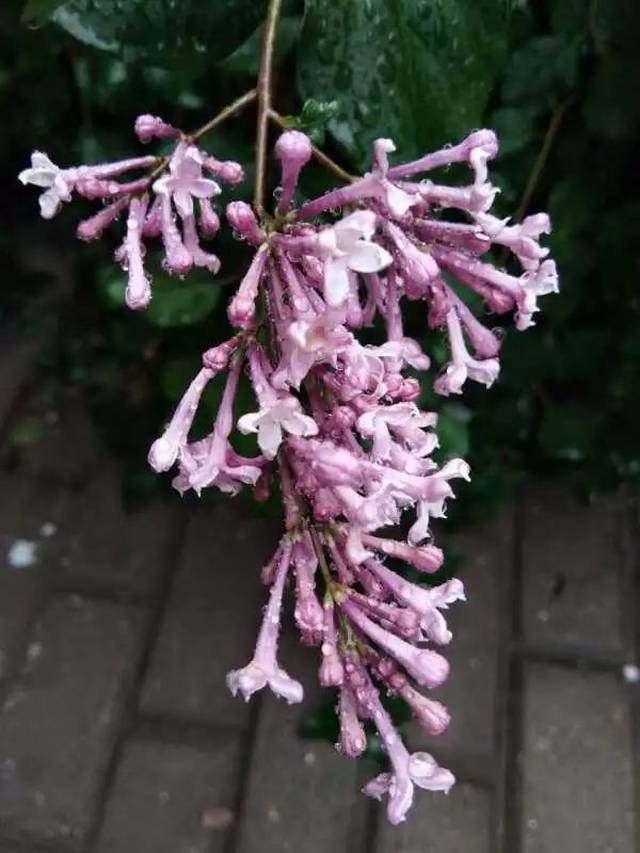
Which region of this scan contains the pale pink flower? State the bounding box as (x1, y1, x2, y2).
(153, 143, 220, 217)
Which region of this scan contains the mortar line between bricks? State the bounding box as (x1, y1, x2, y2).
(132, 711, 247, 748)
(493, 496, 525, 853)
(0, 829, 77, 853)
(49, 579, 151, 607)
(510, 640, 626, 670)
(627, 492, 640, 853)
(0, 582, 50, 709)
(83, 506, 191, 853)
(222, 691, 265, 853)
(360, 788, 380, 853)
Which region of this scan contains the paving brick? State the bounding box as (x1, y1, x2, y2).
(0, 597, 142, 847)
(236, 627, 360, 853)
(0, 332, 40, 427)
(0, 474, 65, 686)
(95, 738, 241, 853)
(408, 511, 511, 766)
(141, 504, 277, 726)
(522, 484, 626, 652)
(521, 663, 635, 853)
(54, 467, 182, 596)
(1, 399, 180, 597)
(376, 782, 491, 853)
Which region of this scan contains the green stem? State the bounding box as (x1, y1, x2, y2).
(254, 0, 284, 213)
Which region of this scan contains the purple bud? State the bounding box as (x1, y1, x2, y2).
(76, 197, 128, 241)
(226, 201, 264, 245)
(202, 155, 244, 185)
(135, 114, 179, 143)
(339, 686, 367, 757)
(198, 198, 220, 237)
(275, 130, 313, 214)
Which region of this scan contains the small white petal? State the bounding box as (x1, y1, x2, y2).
(324, 257, 351, 306)
(347, 240, 393, 274)
(237, 411, 262, 434)
(257, 418, 282, 459)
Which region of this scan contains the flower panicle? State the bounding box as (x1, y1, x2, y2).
(18, 117, 244, 310)
(19, 122, 557, 825)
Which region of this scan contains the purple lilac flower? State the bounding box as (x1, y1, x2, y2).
(19, 120, 557, 823)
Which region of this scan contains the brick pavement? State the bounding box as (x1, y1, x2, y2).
(0, 332, 638, 853)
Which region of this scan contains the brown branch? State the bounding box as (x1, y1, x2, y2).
(512, 97, 574, 224)
(254, 0, 284, 213)
(190, 88, 257, 142)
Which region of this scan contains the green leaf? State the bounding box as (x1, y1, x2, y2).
(489, 106, 537, 155)
(161, 357, 200, 400)
(21, 0, 67, 25)
(299, 702, 339, 743)
(220, 15, 301, 75)
(297, 0, 514, 169)
(435, 403, 471, 460)
(280, 98, 340, 145)
(539, 405, 601, 462)
(588, 0, 640, 57)
(10, 416, 44, 448)
(501, 35, 581, 110)
(583, 56, 640, 140)
(146, 278, 221, 328)
(48, 0, 268, 61)
(550, 0, 590, 38)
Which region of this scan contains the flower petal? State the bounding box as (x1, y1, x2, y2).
(257, 418, 282, 459)
(324, 257, 350, 307)
(237, 411, 262, 434)
(268, 668, 304, 704)
(38, 188, 61, 219)
(347, 240, 393, 274)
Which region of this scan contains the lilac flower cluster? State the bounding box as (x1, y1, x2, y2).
(19, 121, 556, 824)
(18, 115, 244, 310)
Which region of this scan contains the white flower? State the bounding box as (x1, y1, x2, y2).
(372, 138, 417, 217)
(435, 308, 500, 396)
(408, 458, 471, 545)
(318, 210, 392, 306)
(370, 337, 431, 371)
(516, 259, 559, 330)
(364, 752, 455, 825)
(357, 402, 437, 460)
(153, 143, 220, 217)
(281, 316, 352, 388)
(18, 151, 73, 219)
(226, 660, 303, 704)
(238, 395, 318, 459)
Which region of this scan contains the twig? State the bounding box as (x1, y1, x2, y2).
(512, 97, 573, 225)
(134, 89, 259, 192)
(254, 0, 284, 213)
(497, 97, 573, 266)
(190, 88, 257, 142)
(268, 108, 357, 184)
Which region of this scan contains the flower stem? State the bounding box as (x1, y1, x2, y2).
(190, 88, 258, 142)
(268, 109, 357, 185)
(254, 0, 284, 214)
(133, 90, 259, 193)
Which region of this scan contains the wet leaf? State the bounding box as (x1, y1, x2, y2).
(298, 0, 514, 169)
(47, 0, 268, 61)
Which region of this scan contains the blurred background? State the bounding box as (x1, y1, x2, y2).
(0, 1, 638, 852)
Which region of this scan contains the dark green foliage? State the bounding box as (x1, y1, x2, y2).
(3, 0, 639, 516)
(297, 0, 514, 170)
